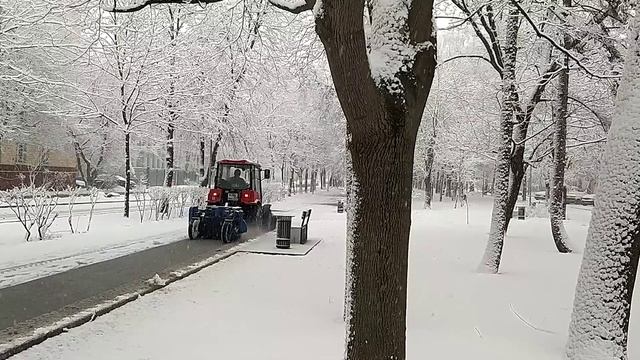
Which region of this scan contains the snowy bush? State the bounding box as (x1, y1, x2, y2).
(132, 187, 148, 223)
(263, 183, 286, 203)
(66, 186, 83, 233)
(148, 186, 171, 221)
(145, 186, 205, 221)
(173, 188, 189, 217)
(0, 185, 60, 241)
(85, 187, 99, 232)
(188, 187, 208, 207)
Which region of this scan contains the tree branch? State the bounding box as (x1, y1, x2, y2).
(566, 137, 607, 148)
(438, 55, 495, 67)
(438, 5, 485, 30)
(478, 5, 503, 69)
(106, 0, 314, 13)
(450, 0, 503, 75)
(269, 0, 315, 14)
(509, 0, 620, 79)
(568, 95, 611, 132)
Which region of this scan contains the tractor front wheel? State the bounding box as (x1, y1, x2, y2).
(221, 221, 239, 243)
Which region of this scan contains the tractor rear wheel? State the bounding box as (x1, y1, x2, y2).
(245, 206, 262, 225)
(189, 218, 201, 240)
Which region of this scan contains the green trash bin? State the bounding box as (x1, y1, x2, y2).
(276, 216, 292, 249)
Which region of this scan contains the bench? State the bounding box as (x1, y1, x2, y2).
(291, 209, 312, 244)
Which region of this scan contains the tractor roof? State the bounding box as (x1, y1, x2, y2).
(218, 159, 260, 167)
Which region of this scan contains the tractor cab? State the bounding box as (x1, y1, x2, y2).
(207, 160, 270, 209)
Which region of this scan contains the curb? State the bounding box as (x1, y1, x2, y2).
(0, 242, 248, 360)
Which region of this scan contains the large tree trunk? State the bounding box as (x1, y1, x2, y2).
(315, 1, 436, 359)
(479, 3, 520, 274)
(566, 15, 640, 358)
(165, 116, 175, 187)
(124, 131, 131, 218)
(200, 133, 221, 187)
(549, 41, 572, 253)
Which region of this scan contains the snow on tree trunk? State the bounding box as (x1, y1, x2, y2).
(504, 169, 522, 230)
(314, 0, 436, 358)
(200, 134, 221, 187)
(165, 119, 175, 187)
(566, 15, 640, 359)
(549, 50, 571, 253)
(124, 131, 131, 218)
(503, 61, 560, 231)
(479, 3, 520, 274)
(424, 138, 435, 208)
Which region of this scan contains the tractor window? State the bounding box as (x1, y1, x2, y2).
(217, 164, 251, 190)
(253, 167, 261, 194)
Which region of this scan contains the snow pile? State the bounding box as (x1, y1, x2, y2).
(146, 274, 167, 287)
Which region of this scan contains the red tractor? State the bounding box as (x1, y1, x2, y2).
(188, 160, 274, 241)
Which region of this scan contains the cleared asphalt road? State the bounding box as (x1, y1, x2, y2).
(0, 228, 264, 343)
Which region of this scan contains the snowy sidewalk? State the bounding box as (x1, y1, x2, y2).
(9, 194, 640, 359)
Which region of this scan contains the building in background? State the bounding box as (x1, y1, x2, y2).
(132, 149, 199, 187)
(0, 138, 77, 190)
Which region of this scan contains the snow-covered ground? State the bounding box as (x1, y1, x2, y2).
(0, 191, 314, 290)
(7, 193, 639, 359)
(0, 213, 188, 289)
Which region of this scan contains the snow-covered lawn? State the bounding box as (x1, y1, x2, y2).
(8, 194, 639, 359)
(0, 191, 316, 290)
